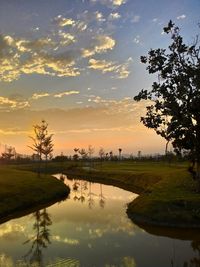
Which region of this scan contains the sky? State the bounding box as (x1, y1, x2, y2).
(0, 0, 199, 156)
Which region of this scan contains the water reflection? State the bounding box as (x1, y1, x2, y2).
(0, 175, 200, 266)
(69, 176, 106, 209)
(189, 239, 200, 267)
(23, 208, 52, 266)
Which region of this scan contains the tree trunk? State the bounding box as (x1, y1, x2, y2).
(165, 140, 169, 156)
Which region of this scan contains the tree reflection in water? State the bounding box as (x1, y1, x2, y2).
(99, 184, 106, 208)
(190, 239, 200, 267)
(23, 208, 52, 266)
(88, 182, 95, 209)
(72, 180, 106, 208)
(170, 239, 200, 267)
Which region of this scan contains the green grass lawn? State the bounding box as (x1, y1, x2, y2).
(0, 165, 69, 223)
(13, 160, 200, 228)
(65, 160, 200, 227)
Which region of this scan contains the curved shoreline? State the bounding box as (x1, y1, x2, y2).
(14, 161, 200, 229)
(0, 166, 70, 224)
(63, 165, 200, 229)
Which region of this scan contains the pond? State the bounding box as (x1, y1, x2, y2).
(0, 174, 199, 267)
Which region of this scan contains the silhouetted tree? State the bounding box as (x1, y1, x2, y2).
(88, 145, 95, 159)
(99, 147, 105, 160)
(73, 148, 79, 161)
(1, 145, 15, 161)
(88, 145, 95, 168)
(78, 148, 88, 160)
(118, 148, 122, 160)
(134, 21, 200, 186)
(42, 133, 54, 162)
(29, 120, 53, 175)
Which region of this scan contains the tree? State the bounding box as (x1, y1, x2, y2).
(1, 145, 15, 161)
(88, 145, 95, 159)
(99, 147, 105, 160)
(29, 120, 53, 174)
(73, 148, 79, 161)
(78, 148, 88, 160)
(118, 148, 122, 160)
(42, 132, 54, 162)
(134, 21, 200, 183)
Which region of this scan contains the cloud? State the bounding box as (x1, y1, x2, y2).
(131, 15, 140, 23)
(57, 31, 76, 46)
(0, 13, 125, 82)
(88, 57, 132, 79)
(0, 223, 25, 238)
(133, 35, 140, 44)
(52, 235, 79, 245)
(91, 0, 127, 7)
(15, 37, 55, 52)
(31, 93, 50, 100)
(53, 15, 76, 27)
(78, 10, 105, 23)
(54, 90, 80, 98)
(82, 35, 116, 57)
(54, 15, 87, 32)
(108, 12, 121, 20)
(112, 0, 126, 5)
(177, 14, 186, 20)
(0, 98, 148, 134)
(0, 96, 29, 110)
(152, 18, 158, 23)
(0, 33, 81, 82)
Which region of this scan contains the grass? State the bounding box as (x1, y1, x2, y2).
(42, 160, 200, 227)
(0, 165, 69, 223)
(13, 160, 200, 228)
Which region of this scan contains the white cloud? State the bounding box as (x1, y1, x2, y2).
(58, 31, 76, 45)
(0, 33, 81, 82)
(54, 15, 76, 27)
(95, 11, 105, 22)
(108, 12, 121, 20)
(52, 235, 79, 245)
(31, 93, 50, 100)
(90, 0, 126, 7)
(133, 35, 140, 44)
(177, 14, 186, 20)
(0, 96, 29, 110)
(82, 35, 116, 57)
(88, 57, 132, 79)
(54, 90, 80, 98)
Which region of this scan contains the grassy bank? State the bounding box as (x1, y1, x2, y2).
(15, 160, 200, 228)
(0, 165, 69, 224)
(61, 161, 200, 228)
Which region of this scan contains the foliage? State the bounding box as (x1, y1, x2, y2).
(134, 21, 200, 179)
(29, 120, 53, 161)
(1, 146, 16, 160)
(99, 147, 105, 160)
(88, 145, 95, 158)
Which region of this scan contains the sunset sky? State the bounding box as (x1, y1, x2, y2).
(0, 0, 199, 156)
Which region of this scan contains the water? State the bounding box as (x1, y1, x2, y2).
(0, 174, 199, 267)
